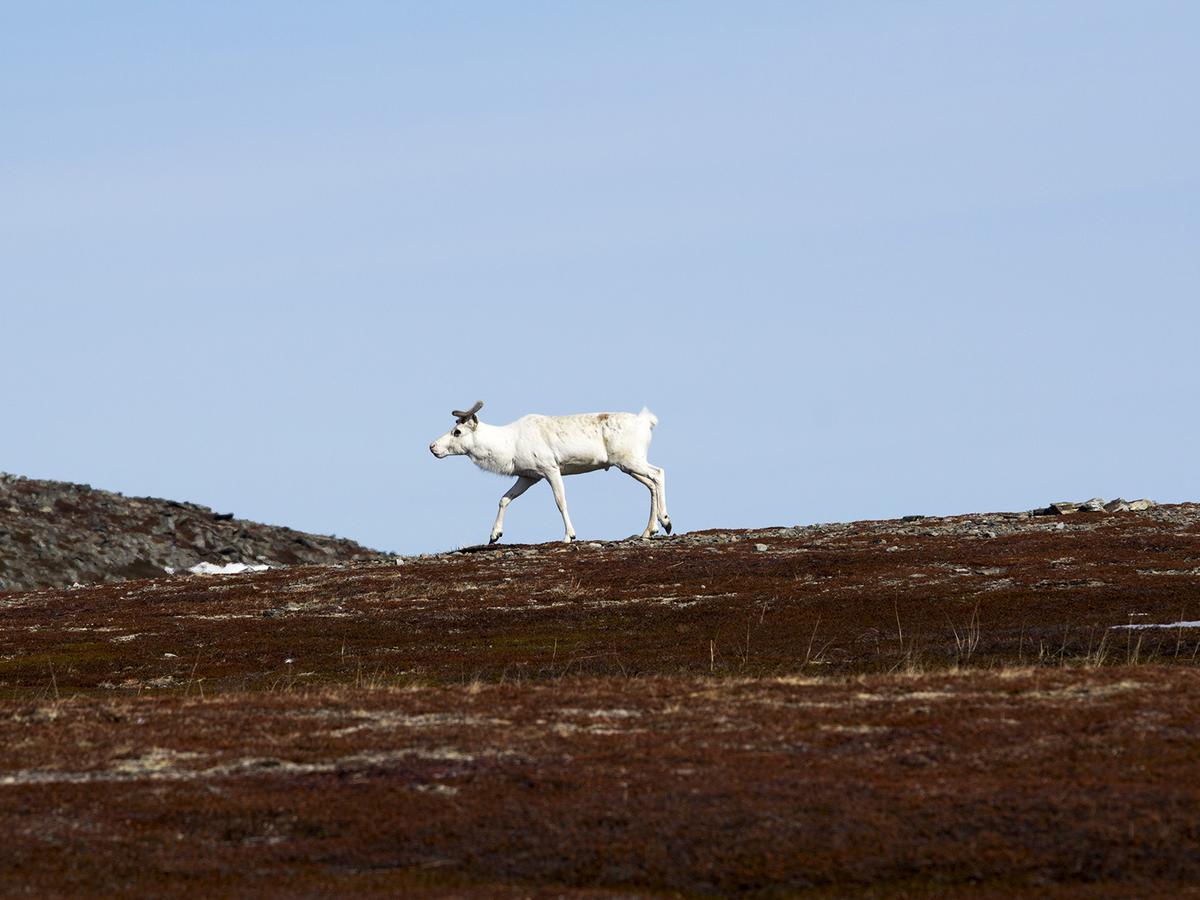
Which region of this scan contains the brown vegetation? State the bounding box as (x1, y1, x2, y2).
(2, 504, 1199, 896)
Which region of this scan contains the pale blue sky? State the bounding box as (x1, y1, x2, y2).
(3, 3, 1197, 553)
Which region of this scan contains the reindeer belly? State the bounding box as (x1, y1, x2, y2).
(560, 463, 608, 476)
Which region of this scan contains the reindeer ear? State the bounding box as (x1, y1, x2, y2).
(468, 415, 479, 428)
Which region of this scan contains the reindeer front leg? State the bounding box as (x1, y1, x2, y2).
(490, 475, 539, 544)
(545, 468, 576, 543)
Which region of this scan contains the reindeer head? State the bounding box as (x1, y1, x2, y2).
(429, 401, 483, 459)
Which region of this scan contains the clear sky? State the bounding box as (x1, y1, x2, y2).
(3, 3, 1197, 554)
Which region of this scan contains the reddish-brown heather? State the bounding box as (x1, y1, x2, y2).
(2, 505, 1199, 896)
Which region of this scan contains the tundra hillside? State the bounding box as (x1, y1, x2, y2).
(0, 473, 389, 591)
(2, 501, 1199, 896)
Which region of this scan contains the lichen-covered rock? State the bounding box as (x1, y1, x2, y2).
(0, 472, 389, 591)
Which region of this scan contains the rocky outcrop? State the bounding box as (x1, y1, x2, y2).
(0, 473, 388, 591)
(1034, 496, 1156, 516)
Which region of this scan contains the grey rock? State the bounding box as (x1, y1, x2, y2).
(0, 472, 391, 592)
(1037, 497, 1158, 517)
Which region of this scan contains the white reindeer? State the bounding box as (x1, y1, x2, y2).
(429, 401, 671, 544)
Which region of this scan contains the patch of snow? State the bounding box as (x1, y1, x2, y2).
(1110, 620, 1200, 630)
(188, 562, 270, 576)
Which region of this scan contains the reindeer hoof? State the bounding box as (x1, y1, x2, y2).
(489, 532, 502, 544)
(664, 521, 673, 534)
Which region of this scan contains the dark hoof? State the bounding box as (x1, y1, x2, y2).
(489, 532, 502, 544)
(664, 521, 673, 534)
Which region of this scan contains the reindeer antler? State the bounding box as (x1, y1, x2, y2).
(451, 400, 484, 424)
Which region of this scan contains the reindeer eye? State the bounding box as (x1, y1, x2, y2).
(452, 428, 461, 437)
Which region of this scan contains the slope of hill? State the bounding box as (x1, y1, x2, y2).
(2, 502, 1199, 896)
(0, 473, 388, 591)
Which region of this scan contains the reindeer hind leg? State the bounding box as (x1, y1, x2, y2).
(627, 471, 660, 539)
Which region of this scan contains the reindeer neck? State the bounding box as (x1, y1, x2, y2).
(467, 423, 517, 476)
